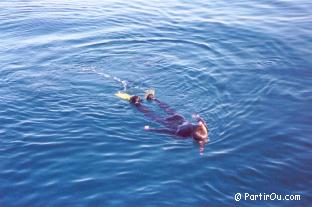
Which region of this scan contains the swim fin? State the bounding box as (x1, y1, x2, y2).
(115, 91, 132, 101)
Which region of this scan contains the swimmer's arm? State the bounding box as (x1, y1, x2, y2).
(144, 126, 175, 135)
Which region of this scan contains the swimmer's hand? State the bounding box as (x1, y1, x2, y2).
(192, 114, 200, 119)
(192, 114, 202, 121)
(144, 125, 150, 130)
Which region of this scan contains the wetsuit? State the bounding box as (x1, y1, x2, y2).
(135, 99, 196, 138)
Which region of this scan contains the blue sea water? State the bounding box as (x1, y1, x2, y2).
(1, 0, 312, 206)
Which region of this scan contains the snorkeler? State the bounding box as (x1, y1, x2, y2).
(128, 90, 209, 153)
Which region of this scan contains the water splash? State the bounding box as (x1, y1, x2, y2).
(79, 66, 128, 91)
(78, 65, 149, 92)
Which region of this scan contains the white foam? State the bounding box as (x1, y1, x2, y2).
(78, 66, 128, 91)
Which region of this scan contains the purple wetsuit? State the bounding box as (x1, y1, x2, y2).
(135, 99, 195, 138)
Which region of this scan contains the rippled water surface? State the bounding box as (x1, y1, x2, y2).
(1, 0, 312, 206)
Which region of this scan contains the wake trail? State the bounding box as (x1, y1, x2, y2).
(78, 65, 146, 92)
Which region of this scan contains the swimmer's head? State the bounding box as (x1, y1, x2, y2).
(129, 95, 142, 106)
(192, 116, 208, 143)
(192, 120, 208, 155)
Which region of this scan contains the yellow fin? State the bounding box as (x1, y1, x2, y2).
(115, 91, 132, 101)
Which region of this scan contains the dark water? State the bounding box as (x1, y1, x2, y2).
(1, 0, 312, 206)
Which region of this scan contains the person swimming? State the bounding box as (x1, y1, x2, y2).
(129, 90, 209, 154)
